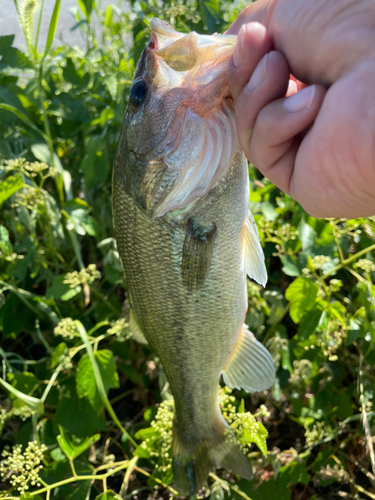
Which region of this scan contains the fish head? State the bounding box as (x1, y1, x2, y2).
(122, 19, 238, 215)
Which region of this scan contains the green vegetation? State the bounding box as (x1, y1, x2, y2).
(1, 0, 375, 499)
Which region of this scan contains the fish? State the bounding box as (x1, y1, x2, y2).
(113, 18, 275, 496)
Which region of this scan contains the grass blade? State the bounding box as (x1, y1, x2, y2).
(0, 103, 48, 141)
(45, 0, 61, 56)
(0, 376, 44, 414)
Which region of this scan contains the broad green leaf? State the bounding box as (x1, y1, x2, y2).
(297, 307, 323, 341)
(57, 425, 100, 460)
(0, 174, 23, 206)
(76, 350, 120, 410)
(285, 277, 319, 323)
(54, 389, 106, 438)
(45, 0, 61, 55)
(0, 376, 43, 414)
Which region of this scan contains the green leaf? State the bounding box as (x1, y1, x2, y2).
(298, 218, 315, 250)
(280, 255, 300, 277)
(261, 201, 279, 222)
(0, 47, 33, 71)
(76, 350, 120, 411)
(46, 274, 81, 301)
(45, 0, 61, 55)
(54, 389, 106, 437)
(278, 458, 311, 489)
(0, 174, 23, 206)
(78, 0, 93, 19)
(57, 425, 100, 460)
(31, 143, 63, 172)
(0, 225, 12, 256)
(297, 306, 323, 341)
(0, 35, 15, 53)
(63, 199, 98, 236)
(95, 491, 123, 500)
(51, 342, 68, 368)
(285, 277, 319, 323)
(198, 0, 223, 33)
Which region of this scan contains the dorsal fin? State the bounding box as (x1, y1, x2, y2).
(243, 210, 267, 287)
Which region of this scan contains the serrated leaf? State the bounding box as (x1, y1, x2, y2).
(0, 174, 23, 206)
(76, 350, 119, 411)
(57, 425, 100, 460)
(0, 47, 32, 70)
(285, 277, 319, 323)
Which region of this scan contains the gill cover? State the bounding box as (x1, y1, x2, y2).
(140, 19, 238, 217)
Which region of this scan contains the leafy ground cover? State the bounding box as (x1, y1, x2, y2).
(0, 1, 375, 499)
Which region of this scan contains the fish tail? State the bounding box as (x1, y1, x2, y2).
(172, 419, 252, 496)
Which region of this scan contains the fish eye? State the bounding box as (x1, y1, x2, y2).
(129, 79, 147, 107)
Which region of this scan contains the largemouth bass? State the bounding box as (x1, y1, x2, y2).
(113, 18, 275, 496)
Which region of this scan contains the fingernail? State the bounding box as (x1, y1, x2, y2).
(246, 54, 267, 92)
(284, 85, 316, 112)
(233, 25, 246, 68)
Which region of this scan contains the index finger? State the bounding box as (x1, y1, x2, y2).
(226, 0, 275, 35)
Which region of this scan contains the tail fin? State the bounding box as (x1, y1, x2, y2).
(172, 422, 252, 496)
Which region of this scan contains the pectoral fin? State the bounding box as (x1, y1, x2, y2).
(243, 210, 267, 287)
(129, 310, 148, 345)
(181, 218, 216, 293)
(223, 325, 275, 392)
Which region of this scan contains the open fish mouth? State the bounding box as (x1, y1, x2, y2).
(148, 18, 237, 73)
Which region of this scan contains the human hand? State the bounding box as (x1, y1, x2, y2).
(227, 0, 375, 218)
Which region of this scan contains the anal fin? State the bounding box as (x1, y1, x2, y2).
(243, 210, 267, 287)
(223, 325, 275, 392)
